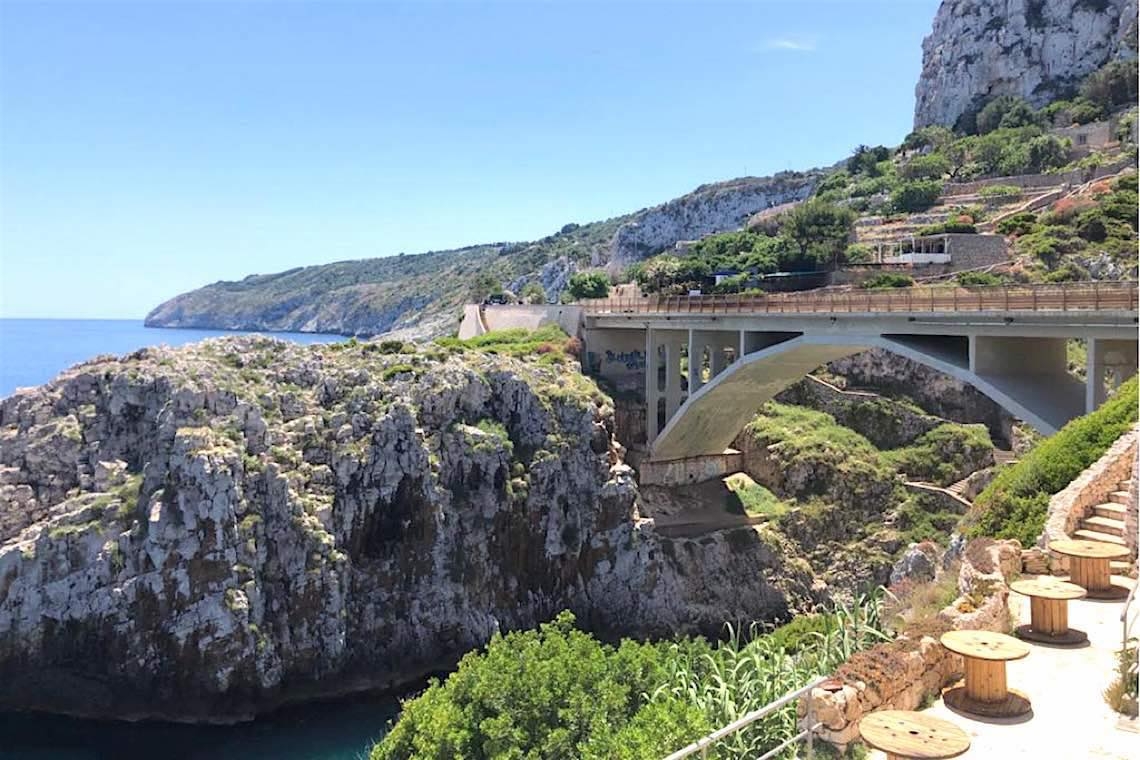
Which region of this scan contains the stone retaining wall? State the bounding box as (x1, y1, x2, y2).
(1039, 425, 1138, 572)
(800, 538, 1021, 752)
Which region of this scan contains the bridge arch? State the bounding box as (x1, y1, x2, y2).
(649, 334, 1091, 462)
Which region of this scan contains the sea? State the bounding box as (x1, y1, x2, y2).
(0, 319, 402, 760)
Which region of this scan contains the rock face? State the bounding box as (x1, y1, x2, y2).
(144, 172, 823, 340)
(0, 338, 813, 722)
(914, 0, 1138, 129)
(604, 173, 822, 268)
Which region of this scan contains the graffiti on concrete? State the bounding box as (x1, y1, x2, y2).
(605, 350, 645, 370)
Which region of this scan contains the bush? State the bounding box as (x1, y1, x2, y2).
(900, 153, 950, 181)
(520, 281, 547, 304)
(956, 271, 1004, 287)
(976, 95, 1042, 134)
(567, 271, 611, 300)
(860, 273, 914, 289)
(1079, 59, 1139, 112)
(995, 212, 1038, 236)
(978, 184, 1022, 198)
(917, 221, 977, 235)
(883, 423, 994, 486)
(372, 612, 705, 760)
(967, 375, 1139, 545)
(844, 243, 875, 265)
(890, 180, 943, 213)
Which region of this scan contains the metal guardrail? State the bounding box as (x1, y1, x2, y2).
(662, 676, 826, 760)
(579, 281, 1140, 316)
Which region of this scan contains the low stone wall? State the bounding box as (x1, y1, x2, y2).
(1039, 425, 1138, 571)
(638, 450, 743, 486)
(800, 538, 1021, 752)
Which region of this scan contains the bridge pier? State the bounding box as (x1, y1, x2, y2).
(1087, 338, 1139, 412)
(646, 328, 689, 442)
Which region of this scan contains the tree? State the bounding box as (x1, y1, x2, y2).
(566, 271, 611, 300)
(901, 125, 955, 152)
(469, 272, 502, 302)
(847, 145, 891, 176)
(1079, 59, 1139, 111)
(780, 199, 856, 269)
(976, 95, 1041, 134)
(890, 180, 943, 212)
(520, 281, 547, 304)
(900, 153, 950, 180)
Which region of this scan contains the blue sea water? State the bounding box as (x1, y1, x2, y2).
(0, 319, 347, 398)
(0, 319, 402, 759)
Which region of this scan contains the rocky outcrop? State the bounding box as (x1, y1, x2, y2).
(824, 349, 1015, 447)
(0, 338, 815, 722)
(605, 174, 821, 268)
(914, 0, 1138, 129)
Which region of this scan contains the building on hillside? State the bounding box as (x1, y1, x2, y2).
(867, 233, 1008, 268)
(1051, 120, 1117, 157)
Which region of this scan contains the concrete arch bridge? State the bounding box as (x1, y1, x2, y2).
(579, 282, 1139, 462)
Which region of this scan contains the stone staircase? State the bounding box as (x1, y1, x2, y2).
(1072, 477, 1134, 574)
(945, 450, 1016, 500)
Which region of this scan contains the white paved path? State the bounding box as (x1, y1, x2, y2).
(869, 579, 1139, 759)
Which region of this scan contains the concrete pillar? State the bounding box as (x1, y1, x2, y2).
(711, 345, 728, 378)
(646, 329, 660, 442)
(1087, 338, 1107, 413)
(665, 338, 684, 420)
(687, 329, 701, 396)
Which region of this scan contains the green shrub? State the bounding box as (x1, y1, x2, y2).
(860, 273, 914, 289)
(567, 271, 611, 300)
(381, 363, 416, 380)
(956, 271, 1004, 287)
(844, 243, 875, 264)
(978, 184, 1022, 198)
(917, 221, 977, 235)
(884, 423, 993, 486)
(976, 95, 1042, 134)
(435, 325, 575, 361)
(967, 375, 1139, 545)
(995, 212, 1038, 236)
(890, 180, 943, 213)
(900, 154, 950, 181)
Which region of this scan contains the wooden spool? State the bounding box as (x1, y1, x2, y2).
(859, 710, 970, 760)
(1011, 578, 1087, 644)
(940, 630, 1032, 718)
(1049, 539, 1130, 600)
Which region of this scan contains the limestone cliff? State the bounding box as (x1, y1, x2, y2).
(914, 0, 1138, 129)
(0, 338, 814, 722)
(144, 173, 821, 340)
(604, 173, 821, 268)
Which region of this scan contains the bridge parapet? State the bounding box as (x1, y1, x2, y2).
(579, 281, 1139, 317)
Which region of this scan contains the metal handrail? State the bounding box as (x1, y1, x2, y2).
(574, 280, 1140, 316)
(662, 675, 827, 760)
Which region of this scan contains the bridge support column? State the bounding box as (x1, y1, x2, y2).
(665, 336, 685, 421)
(687, 330, 702, 397)
(1087, 338, 1138, 412)
(646, 329, 660, 442)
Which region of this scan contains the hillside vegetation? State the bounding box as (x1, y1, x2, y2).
(967, 374, 1139, 545)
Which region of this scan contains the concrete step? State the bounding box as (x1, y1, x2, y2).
(1109, 490, 1132, 505)
(1082, 515, 1126, 536)
(1072, 528, 1128, 546)
(1094, 502, 1128, 519)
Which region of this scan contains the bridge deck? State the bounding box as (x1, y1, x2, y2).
(580, 281, 1139, 316)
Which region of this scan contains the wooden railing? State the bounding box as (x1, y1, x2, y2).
(578, 281, 1140, 316)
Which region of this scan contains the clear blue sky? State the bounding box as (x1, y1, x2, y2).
(0, 0, 940, 319)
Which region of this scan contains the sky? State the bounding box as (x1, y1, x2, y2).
(0, 0, 941, 319)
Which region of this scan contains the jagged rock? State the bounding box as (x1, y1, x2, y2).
(0, 337, 815, 722)
(914, 0, 1138, 129)
(605, 174, 820, 268)
(890, 542, 940, 585)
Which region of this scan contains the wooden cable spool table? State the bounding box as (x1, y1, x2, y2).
(1010, 577, 1087, 645)
(1048, 539, 1131, 599)
(940, 630, 1031, 718)
(859, 710, 970, 760)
